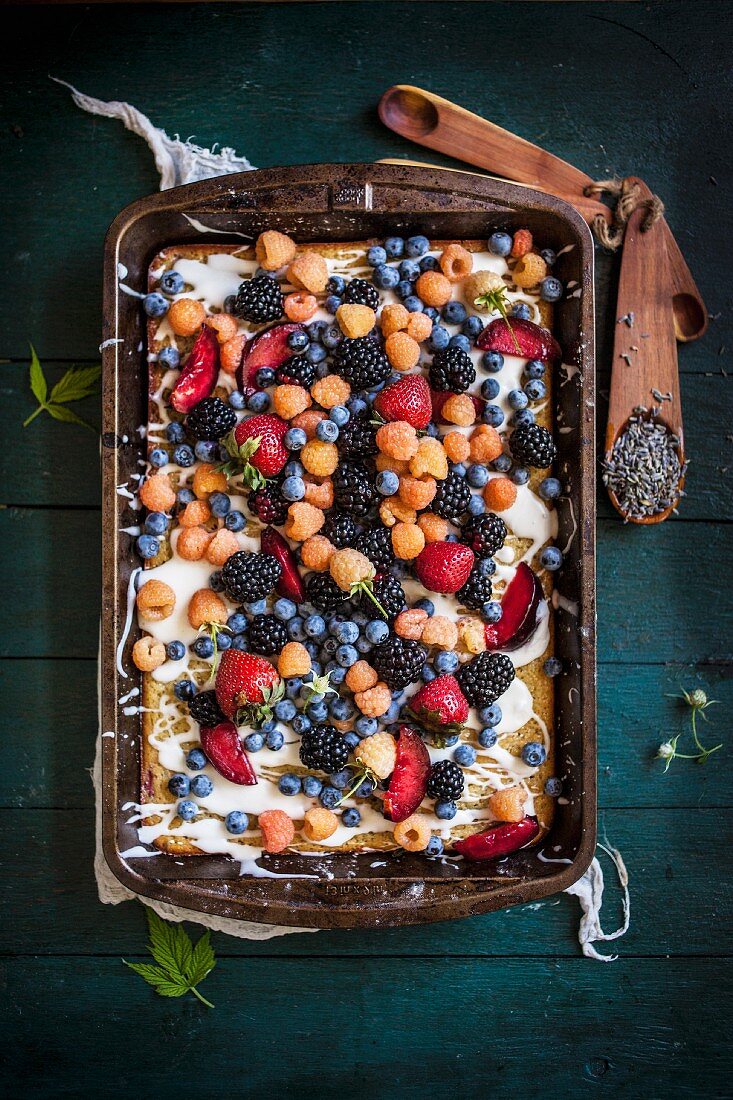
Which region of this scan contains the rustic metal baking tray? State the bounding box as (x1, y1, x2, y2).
(101, 163, 596, 928)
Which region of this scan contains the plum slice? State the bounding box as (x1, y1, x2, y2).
(453, 817, 539, 860)
(169, 325, 220, 413)
(260, 525, 305, 604)
(484, 562, 543, 651)
(200, 721, 257, 786)
(239, 323, 305, 389)
(476, 317, 561, 363)
(383, 725, 431, 823)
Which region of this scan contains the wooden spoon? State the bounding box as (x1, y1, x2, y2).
(605, 179, 685, 524)
(378, 85, 707, 341)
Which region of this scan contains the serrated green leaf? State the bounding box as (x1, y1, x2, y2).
(29, 344, 47, 404)
(46, 404, 95, 430)
(188, 931, 216, 986)
(49, 364, 101, 404)
(146, 908, 194, 979)
(123, 960, 187, 997)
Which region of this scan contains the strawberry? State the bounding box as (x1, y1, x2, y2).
(476, 317, 561, 363)
(383, 725, 431, 822)
(225, 413, 289, 488)
(374, 374, 432, 430)
(484, 562, 542, 651)
(453, 817, 539, 860)
(430, 389, 484, 425)
(407, 675, 469, 737)
(200, 721, 257, 786)
(414, 541, 474, 594)
(215, 650, 281, 725)
(260, 525, 306, 604)
(170, 325, 219, 413)
(239, 322, 305, 390)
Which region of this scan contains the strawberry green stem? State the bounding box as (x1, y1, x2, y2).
(190, 985, 215, 1009)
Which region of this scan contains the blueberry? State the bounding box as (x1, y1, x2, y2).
(186, 748, 208, 770)
(467, 464, 489, 489)
(160, 270, 185, 295)
(435, 799, 457, 820)
(483, 352, 505, 374)
(223, 295, 237, 313)
(194, 440, 219, 463)
(172, 443, 195, 467)
(165, 421, 185, 443)
(428, 325, 450, 352)
(208, 491, 230, 518)
(511, 466, 530, 486)
(545, 776, 563, 796)
(143, 292, 169, 318)
(225, 509, 246, 533)
(492, 454, 512, 474)
(434, 651, 458, 675)
(512, 409, 535, 429)
(166, 640, 186, 661)
(426, 836, 444, 856)
(525, 379, 546, 402)
(229, 391, 246, 410)
(540, 276, 563, 302)
(442, 300, 467, 325)
(304, 614, 326, 639)
(365, 619, 389, 645)
(190, 774, 213, 798)
(304, 641, 320, 660)
(325, 294, 342, 314)
(274, 699, 297, 723)
(168, 773, 190, 797)
(396, 279, 414, 301)
(284, 460, 304, 478)
(540, 546, 563, 571)
(462, 315, 484, 339)
(305, 343, 328, 364)
(322, 325, 342, 351)
(247, 391, 271, 413)
(174, 679, 196, 701)
(483, 404, 504, 427)
(285, 677, 303, 698)
(483, 601, 502, 624)
(383, 701, 402, 724)
(454, 744, 477, 766)
(149, 447, 168, 468)
(468, 495, 485, 516)
(143, 511, 168, 537)
(480, 703, 502, 727)
(328, 768, 351, 791)
(330, 697, 355, 722)
(307, 701, 329, 722)
(342, 807, 361, 827)
(328, 666, 346, 686)
(539, 477, 562, 501)
(302, 775, 323, 798)
(481, 378, 500, 401)
(406, 235, 430, 258)
(367, 245, 387, 267)
(177, 799, 198, 821)
(287, 329, 310, 352)
(540, 248, 557, 267)
(335, 621, 359, 646)
(226, 810, 249, 834)
(525, 359, 545, 380)
(307, 320, 328, 343)
(192, 636, 215, 660)
(449, 333, 471, 353)
(159, 347, 181, 370)
(177, 487, 195, 506)
(376, 470, 399, 496)
(419, 255, 439, 273)
(356, 716, 378, 738)
(344, 732, 360, 751)
(316, 420, 339, 443)
(272, 598, 295, 622)
(327, 274, 346, 296)
(543, 657, 563, 679)
(384, 236, 405, 259)
(255, 367, 276, 388)
(292, 713, 312, 736)
(478, 727, 498, 748)
(478, 558, 496, 578)
(451, 463, 467, 478)
(288, 617, 307, 641)
(488, 231, 512, 257)
(422, 306, 439, 322)
(136, 534, 159, 560)
(231, 634, 247, 650)
(512, 302, 532, 321)
(282, 476, 306, 502)
(278, 773, 302, 796)
(521, 741, 547, 767)
(260, 718, 276, 735)
(508, 388, 529, 411)
(404, 295, 424, 313)
(319, 786, 341, 809)
(283, 427, 307, 453)
(244, 733, 264, 752)
(336, 644, 359, 668)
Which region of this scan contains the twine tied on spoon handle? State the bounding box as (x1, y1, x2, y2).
(585, 177, 665, 250)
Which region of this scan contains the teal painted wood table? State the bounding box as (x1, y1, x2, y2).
(2, 3, 732, 1095)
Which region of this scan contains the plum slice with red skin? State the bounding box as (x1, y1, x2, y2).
(383, 725, 431, 823)
(170, 325, 220, 413)
(453, 817, 539, 860)
(476, 317, 561, 363)
(260, 525, 306, 604)
(239, 323, 306, 389)
(484, 561, 543, 651)
(200, 721, 257, 786)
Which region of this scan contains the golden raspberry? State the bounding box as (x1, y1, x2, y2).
(394, 608, 428, 640)
(415, 270, 452, 307)
(393, 814, 431, 851)
(168, 298, 205, 337)
(273, 384, 311, 420)
(483, 476, 518, 512)
(336, 303, 376, 339)
(441, 394, 476, 427)
(346, 660, 378, 693)
(392, 522, 426, 561)
(355, 732, 397, 778)
(470, 425, 503, 464)
(176, 525, 214, 561)
(205, 528, 240, 566)
(259, 809, 295, 853)
(512, 229, 533, 257)
(291, 409, 326, 439)
(385, 331, 420, 372)
(301, 534, 335, 571)
(283, 502, 324, 541)
(439, 243, 473, 282)
(220, 334, 246, 375)
(355, 683, 392, 718)
(442, 431, 471, 463)
(132, 636, 167, 672)
(376, 453, 410, 475)
(380, 302, 410, 336)
(278, 641, 312, 678)
(310, 374, 351, 409)
(329, 548, 373, 591)
(379, 498, 417, 527)
(303, 476, 334, 509)
(398, 474, 436, 511)
(187, 588, 227, 629)
(417, 512, 449, 543)
(301, 439, 338, 477)
(193, 463, 228, 499)
(178, 499, 211, 528)
(376, 420, 419, 462)
(421, 615, 458, 650)
(255, 229, 297, 271)
(284, 292, 318, 322)
(458, 616, 486, 654)
(512, 252, 548, 289)
(139, 472, 175, 512)
(136, 579, 176, 621)
(406, 311, 433, 343)
(287, 251, 328, 294)
(303, 807, 339, 841)
(410, 437, 448, 479)
(463, 270, 506, 310)
(204, 312, 238, 344)
(488, 786, 527, 823)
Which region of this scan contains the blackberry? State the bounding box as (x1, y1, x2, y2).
(457, 562, 493, 611)
(371, 635, 427, 690)
(233, 275, 284, 324)
(334, 337, 391, 392)
(299, 724, 350, 773)
(460, 513, 507, 557)
(276, 355, 316, 389)
(247, 614, 287, 656)
(188, 690, 226, 728)
(510, 424, 557, 469)
(355, 526, 395, 573)
(429, 347, 476, 393)
(305, 572, 351, 614)
(221, 551, 282, 603)
(336, 416, 378, 460)
(426, 759, 465, 801)
(342, 278, 380, 310)
(332, 460, 375, 516)
(321, 512, 358, 549)
(360, 573, 406, 621)
(248, 482, 287, 526)
(431, 471, 472, 524)
(186, 397, 236, 441)
(457, 652, 515, 707)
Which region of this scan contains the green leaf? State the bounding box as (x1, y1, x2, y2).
(188, 931, 216, 986)
(123, 961, 188, 997)
(49, 365, 101, 404)
(29, 344, 47, 404)
(146, 908, 193, 979)
(46, 404, 95, 430)
(124, 910, 216, 1007)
